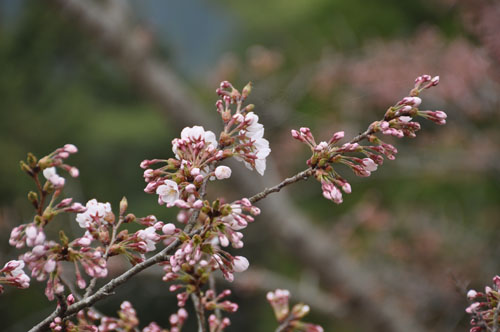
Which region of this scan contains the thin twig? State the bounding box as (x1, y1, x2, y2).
(249, 126, 375, 204)
(209, 274, 222, 320)
(54, 292, 67, 317)
(191, 293, 207, 332)
(275, 314, 295, 332)
(28, 228, 199, 332)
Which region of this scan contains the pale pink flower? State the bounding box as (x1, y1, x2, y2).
(76, 199, 112, 229)
(42, 167, 65, 188)
(156, 180, 180, 206)
(136, 227, 160, 252)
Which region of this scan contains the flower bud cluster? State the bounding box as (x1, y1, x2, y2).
(267, 289, 324, 332)
(466, 275, 500, 331)
(26, 144, 80, 187)
(204, 289, 239, 313)
(291, 75, 446, 204)
(212, 198, 261, 247)
(5, 146, 98, 299)
(7, 145, 181, 301)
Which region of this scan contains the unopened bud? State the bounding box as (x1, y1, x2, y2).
(28, 191, 38, 205)
(124, 213, 136, 223)
(244, 104, 255, 112)
(291, 303, 310, 319)
(119, 196, 128, 216)
(19, 161, 32, 174)
(242, 82, 252, 98)
(27, 153, 37, 167)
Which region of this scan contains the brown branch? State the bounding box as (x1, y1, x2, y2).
(275, 314, 295, 332)
(44, 1, 428, 332)
(28, 229, 199, 332)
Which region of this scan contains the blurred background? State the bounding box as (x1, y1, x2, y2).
(0, 0, 499, 331)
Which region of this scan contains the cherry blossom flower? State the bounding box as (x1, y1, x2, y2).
(156, 180, 180, 206)
(76, 199, 113, 229)
(42, 167, 65, 188)
(136, 226, 161, 252)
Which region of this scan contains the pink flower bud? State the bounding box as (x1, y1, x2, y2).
(465, 302, 480, 314)
(342, 182, 351, 194)
(215, 166, 232, 180)
(220, 81, 231, 89)
(69, 167, 79, 177)
(328, 131, 344, 144)
(64, 144, 78, 154)
(434, 111, 447, 119)
(362, 158, 378, 172)
(58, 151, 70, 159)
(291, 129, 302, 141)
(185, 184, 196, 193)
(44, 259, 56, 273)
(232, 256, 249, 273)
(178, 308, 188, 320)
(193, 200, 203, 209)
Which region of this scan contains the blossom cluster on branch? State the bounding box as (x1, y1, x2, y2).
(0, 76, 448, 332)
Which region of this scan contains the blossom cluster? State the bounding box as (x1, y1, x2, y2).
(137, 84, 269, 310)
(292, 75, 447, 204)
(6, 146, 180, 301)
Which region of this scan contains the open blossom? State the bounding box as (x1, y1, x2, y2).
(215, 166, 232, 180)
(43, 167, 65, 188)
(76, 199, 113, 229)
(156, 180, 180, 206)
(234, 112, 271, 176)
(136, 226, 161, 252)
